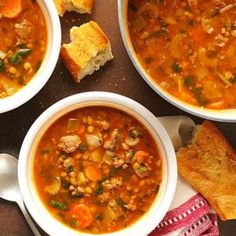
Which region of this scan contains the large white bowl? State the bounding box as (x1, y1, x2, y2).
(0, 0, 61, 113)
(18, 91, 177, 236)
(118, 0, 236, 122)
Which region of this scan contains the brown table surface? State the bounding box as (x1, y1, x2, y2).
(0, 1, 235, 235)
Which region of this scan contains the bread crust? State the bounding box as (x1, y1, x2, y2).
(60, 21, 113, 82)
(54, 0, 94, 16)
(177, 121, 236, 220)
(60, 47, 81, 81)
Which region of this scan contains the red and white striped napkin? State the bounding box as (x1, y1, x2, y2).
(150, 116, 220, 236)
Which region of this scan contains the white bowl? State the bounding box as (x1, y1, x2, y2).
(0, 0, 61, 113)
(18, 91, 177, 236)
(118, 0, 236, 122)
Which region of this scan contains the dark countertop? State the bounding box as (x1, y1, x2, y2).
(0, 1, 235, 235)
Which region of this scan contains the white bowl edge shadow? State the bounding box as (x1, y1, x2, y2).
(18, 92, 177, 236)
(117, 0, 236, 122)
(0, 0, 61, 113)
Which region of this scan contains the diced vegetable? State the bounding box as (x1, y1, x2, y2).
(86, 134, 102, 150)
(85, 165, 102, 182)
(69, 204, 92, 229)
(217, 72, 233, 86)
(125, 137, 140, 147)
(0, 0, 22, 19)
(91, 148, 103, 162)
(102, 150, 114, 165)
(67, 118, 78, 133)
(201, 18, 215, 34)
(206, 98, 228, 109)
(133, 163, 150, 178)
(77, 172, 87, 185)
(103, 206, 117, 225)
(169, 34, 185, 59)
(198, 47, 217, 67)
(133, 150, 149, 162)
(132, 16, 147, 32)
(44, 177, 61, 195)
(126, 149, 135, 161)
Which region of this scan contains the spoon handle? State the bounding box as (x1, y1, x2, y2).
(17, 199, 42, 236)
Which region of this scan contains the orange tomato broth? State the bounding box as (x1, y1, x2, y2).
(0, 0, 47, 98)
(33, 106, 162, 233)
(128, 0, 236, 109)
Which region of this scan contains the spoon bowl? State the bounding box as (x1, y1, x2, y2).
(0, 154, 20, 202)
(0, 153, 41, 236)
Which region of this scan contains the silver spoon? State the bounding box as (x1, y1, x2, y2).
(0, 153, 41, 236)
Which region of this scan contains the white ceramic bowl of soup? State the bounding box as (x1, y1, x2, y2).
(18, 91, 177, 236)
(118, 0, 236, 122)
(0, 0, 61, 113)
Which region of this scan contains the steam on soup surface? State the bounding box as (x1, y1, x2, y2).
(0, 0, 47, 98)
(33, 106, 162, 233)
(128, 0, 236, 109)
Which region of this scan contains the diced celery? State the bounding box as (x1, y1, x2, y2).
(67, 118, 78, 133)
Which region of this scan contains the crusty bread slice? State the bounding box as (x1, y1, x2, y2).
(54, 0, 65, 16)
(60, 21, 113, 82)
(54, 0, 94, 17)
(177, 121, 236, 220)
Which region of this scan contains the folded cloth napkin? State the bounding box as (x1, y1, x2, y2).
(149, 116, 219, 236)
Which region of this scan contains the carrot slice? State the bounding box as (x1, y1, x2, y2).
(0, 0, 22, 19)
(134, 151, 149, 159)
(205, 98, 228, 109)
(190, 24, 205, 46)
(70, 204, 92, 229)
(85, 165, 101, 182)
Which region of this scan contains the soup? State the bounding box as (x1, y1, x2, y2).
(33, 106, 162, 233)
(128, 0, 236, 109)
(0, 0, 47, 98)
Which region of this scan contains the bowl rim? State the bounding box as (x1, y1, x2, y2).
(118, 0, 236, 123)
(18, 91, 177, 236)
(0, 0, 61, 113)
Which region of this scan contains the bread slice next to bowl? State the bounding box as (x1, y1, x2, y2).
(177, 121, 236, 220)
(54, 0, 94, 16)
(60, 21, 113, 82)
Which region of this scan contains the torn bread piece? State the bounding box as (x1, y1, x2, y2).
(54, 0, 94, 17)
(177, 121, 236, 220)
(60, 21, 113, 81)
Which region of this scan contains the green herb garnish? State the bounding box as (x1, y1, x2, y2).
(95, 184, 103, 196)
(116, 198, 127, 208)
(0, 59, 5, 72)
(49, 200, 68, 210)
(18, 75, 25, 85)
(184, 76, 207, 106)
(96, 214, 103, 221)
(229, 75, 236, 84)
(66, 165, 74, 173)
(79, 143, 88, 152)
(9, 48, 32, 65)
(172, 62, 182, 73)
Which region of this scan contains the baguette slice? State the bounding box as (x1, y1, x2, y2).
(177, 121, 236, 220)
(60, 21, 113, 81)
(54, 0, 94, 17)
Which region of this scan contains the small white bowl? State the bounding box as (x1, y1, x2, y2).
(18, 92, 177, 236)
(118, 0, 236, 122)
(0, 0, 61, 113)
